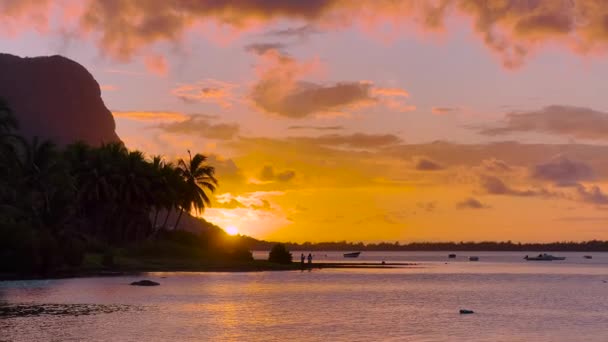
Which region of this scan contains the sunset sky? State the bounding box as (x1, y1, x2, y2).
(3, 0, 608, 242)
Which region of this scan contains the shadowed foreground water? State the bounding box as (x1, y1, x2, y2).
(2, 252, 608, 341)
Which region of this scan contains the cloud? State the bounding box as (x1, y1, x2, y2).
(287, 125, 343, 131)
(480, 158, 512, 173)
(253, 80, 375, 118)
(143, 54, 168, 76)
(576, 184, 608, 205)
(249, 49, 411, 118)
(432, 106, 458, 114)
(112, 111, 188, 122)
(6, 1, 608, 69)
(250, 49, 375, 117)
(244, 42, 287, 54)
(532, 158, 594, 186)
(213, 197, 246, 209)
(171, 79, 238, 108)
(100, 84, 118, 91)
(292, 133, 402, 149)
(259, 165, 296, 182)
(207, 155, 246, 184)
(265, 24, 321, 39)
(415, 158, 443, 171)
(213, 191, 281, 211)
(479, 105, 608, 140)
(480, 176, 537, 197)
(157, 115, 239, 140)
(456, 197, 490, 209)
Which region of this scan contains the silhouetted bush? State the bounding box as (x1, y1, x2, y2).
(227, 246, 254, 262)
(268, 243, 292, 264)
(61, 237, 86, 267)
(102, 250, 115, 268)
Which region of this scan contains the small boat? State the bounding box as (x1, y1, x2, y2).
(448, 254, 456, 258)
(459, 309, 474, 314)
(469, 256, 479, 261)
(524, 253, 565, 261)
(343, 252, 361, 258)
(584, 255, 593, 259)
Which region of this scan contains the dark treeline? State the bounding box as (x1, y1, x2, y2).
(246, 240, 608, 252)
(0, 98, 250, 275)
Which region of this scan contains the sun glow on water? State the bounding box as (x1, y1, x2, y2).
(226, 226, 239, 236)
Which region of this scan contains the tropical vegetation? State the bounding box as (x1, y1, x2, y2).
(0, 98, 251, 275)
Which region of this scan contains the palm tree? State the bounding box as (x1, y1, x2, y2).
(174, 151, 217, 230)
(0, 97, 18, 133)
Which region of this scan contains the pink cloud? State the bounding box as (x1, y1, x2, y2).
(171, 79, 238, 109)
(143, 54, 168, 76)
(4, 1, 608, 69)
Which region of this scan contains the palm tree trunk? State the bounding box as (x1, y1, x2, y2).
(161, 208, 171, 230)
(174, 208, 184, 231)
(152, 208, 159, 229)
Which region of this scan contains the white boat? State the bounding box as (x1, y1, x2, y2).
(524, 253, 566, 261)
(469, 256, 479, 261)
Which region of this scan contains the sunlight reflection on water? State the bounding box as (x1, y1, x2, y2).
(1, 252, 608, 341)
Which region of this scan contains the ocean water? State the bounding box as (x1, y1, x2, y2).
(1, 251, 608, 341)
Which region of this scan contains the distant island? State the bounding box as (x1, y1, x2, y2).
(243, 239, 608, 252)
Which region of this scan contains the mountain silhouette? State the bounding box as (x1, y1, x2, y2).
(0, 53, 120, 145)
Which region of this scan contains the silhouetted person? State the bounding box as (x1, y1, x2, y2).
(307, 253, 312, 265)
(301, 253, 305, 266)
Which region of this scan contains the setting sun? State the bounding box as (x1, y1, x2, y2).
(226, 226, 239, 236)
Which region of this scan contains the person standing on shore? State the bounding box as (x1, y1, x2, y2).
(307, 253, 312, 265)
(300, 253, 305, 266)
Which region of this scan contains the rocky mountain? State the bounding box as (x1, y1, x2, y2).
(0, 53, 120, 145)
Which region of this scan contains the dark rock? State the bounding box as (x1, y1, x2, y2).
(0, 53, 120, 146)
(130, 280, 160, 286)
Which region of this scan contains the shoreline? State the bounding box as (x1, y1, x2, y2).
(0, 261, 417, 281)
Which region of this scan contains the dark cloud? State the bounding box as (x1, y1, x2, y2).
(479, 105, 608, 140)
(532, 158, 594, 186)
(456, 197, 490, 209)
(244, 42, 287, 55)
(157, 115, 239, 140)
(287, 125, 343, 131)
(265, 24, 321, 39)
(481, 158, 512, 172)
(252, 80, 376, 118)
(259, 165, 296, 182)
(415, 158, 443, 171)
(292, 133, 402, 149)
(480, 176, 537, 197)
(206, 155, 245, 184)
(576, 184, 608, 205)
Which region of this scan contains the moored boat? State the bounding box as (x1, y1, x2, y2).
(584, 255, 593, 259)
(469, 256, 479, 261)
(448, 254, 456, 258)
(524, 253, 565, 261)
(344, 252, 361, 258)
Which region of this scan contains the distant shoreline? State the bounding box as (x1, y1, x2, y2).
(0, 261, 415, 281)
(250, 241, 608, 252)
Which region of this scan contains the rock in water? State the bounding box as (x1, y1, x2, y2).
(130, 280, 160, 286)
(0, 53, 120, 146)
(459, 309, 474, 314)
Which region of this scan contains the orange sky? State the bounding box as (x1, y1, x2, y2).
(4, 0, 608, 242)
